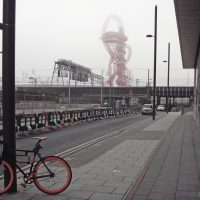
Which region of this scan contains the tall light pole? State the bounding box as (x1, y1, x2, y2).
(101, 70, 104, 107)
(136, 78, 139, 87)
(109, 80, 112, 107)
(163, 42, 170, 114)
(42, 93, 45, 112)
(68, 66, 71, 107)
(147, 69, 150, 99)
(146, 5, 157, 120)
(112, 86, 115, 108)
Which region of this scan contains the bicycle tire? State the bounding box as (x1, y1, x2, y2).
(33, 156, 72, 194)
(0, 160, 14, 195)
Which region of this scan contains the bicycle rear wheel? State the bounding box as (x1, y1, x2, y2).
(33, 156, 72, 194)
(0, 160, 14, 195)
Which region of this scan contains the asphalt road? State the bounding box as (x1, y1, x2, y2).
(16, 113, 163, 157)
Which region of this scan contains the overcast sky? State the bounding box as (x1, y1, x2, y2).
(0, 0, 194, 86)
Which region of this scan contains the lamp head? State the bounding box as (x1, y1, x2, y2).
(146, 34, 154, 38)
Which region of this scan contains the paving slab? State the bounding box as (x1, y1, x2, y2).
(128, 112, 200, 200)
(143, 112, 180, 131)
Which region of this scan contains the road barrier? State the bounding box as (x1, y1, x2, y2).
(61, 111, 71, 125)
(48, 111, 62, 128)
(14, 107, 139, 135)
(17, 113, 37, 132)
(37, 112, 49, 132)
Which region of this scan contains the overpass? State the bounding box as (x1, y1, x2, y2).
(15, 85, 194, 106)
(149, 86, 193, 98)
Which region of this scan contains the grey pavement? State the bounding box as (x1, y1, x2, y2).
(128, 112, 200, 200)
(1, 111, 198, 200)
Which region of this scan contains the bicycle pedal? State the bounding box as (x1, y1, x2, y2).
(21, 183, 26, 188)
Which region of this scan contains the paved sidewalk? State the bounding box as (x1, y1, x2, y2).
(1, 112, 193, 200)
(128, 112, 200, 200)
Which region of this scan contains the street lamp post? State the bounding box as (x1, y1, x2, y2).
(136, 78, 140, 87)
(68, 66, 71, 107)
(147, 69, 150, 99)
(101, 70, 104, 107)
(109, 81, 112, 107)
(112, 86, 115, 108)
(23, 94, 26, 113)
(42, 93, 45, 112)
(146, 5, 157, 120)
(163, 42, 170, 114)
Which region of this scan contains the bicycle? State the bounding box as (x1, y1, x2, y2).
(0, 136, 72, 195)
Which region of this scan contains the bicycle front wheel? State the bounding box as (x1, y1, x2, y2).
(0, 160, 14, 195)
(33, 156, 72, 194)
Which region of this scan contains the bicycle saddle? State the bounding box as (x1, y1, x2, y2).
(31, 137, 47, 140)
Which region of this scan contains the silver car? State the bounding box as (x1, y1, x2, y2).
(157, 105, 166, 111)
(141, 104, 153, 115)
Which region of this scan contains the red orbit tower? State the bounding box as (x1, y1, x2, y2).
(101, 15, 132, 86)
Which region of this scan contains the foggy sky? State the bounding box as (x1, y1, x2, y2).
(0, 0, 194, 86)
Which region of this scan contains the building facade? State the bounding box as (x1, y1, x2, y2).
(174, 0, 200, 126)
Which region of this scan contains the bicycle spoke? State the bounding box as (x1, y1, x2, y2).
(33, 156, 72, 194)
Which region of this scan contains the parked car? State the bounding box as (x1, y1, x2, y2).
(157, 105, 165, 111)
(141, 104, 154, 115)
